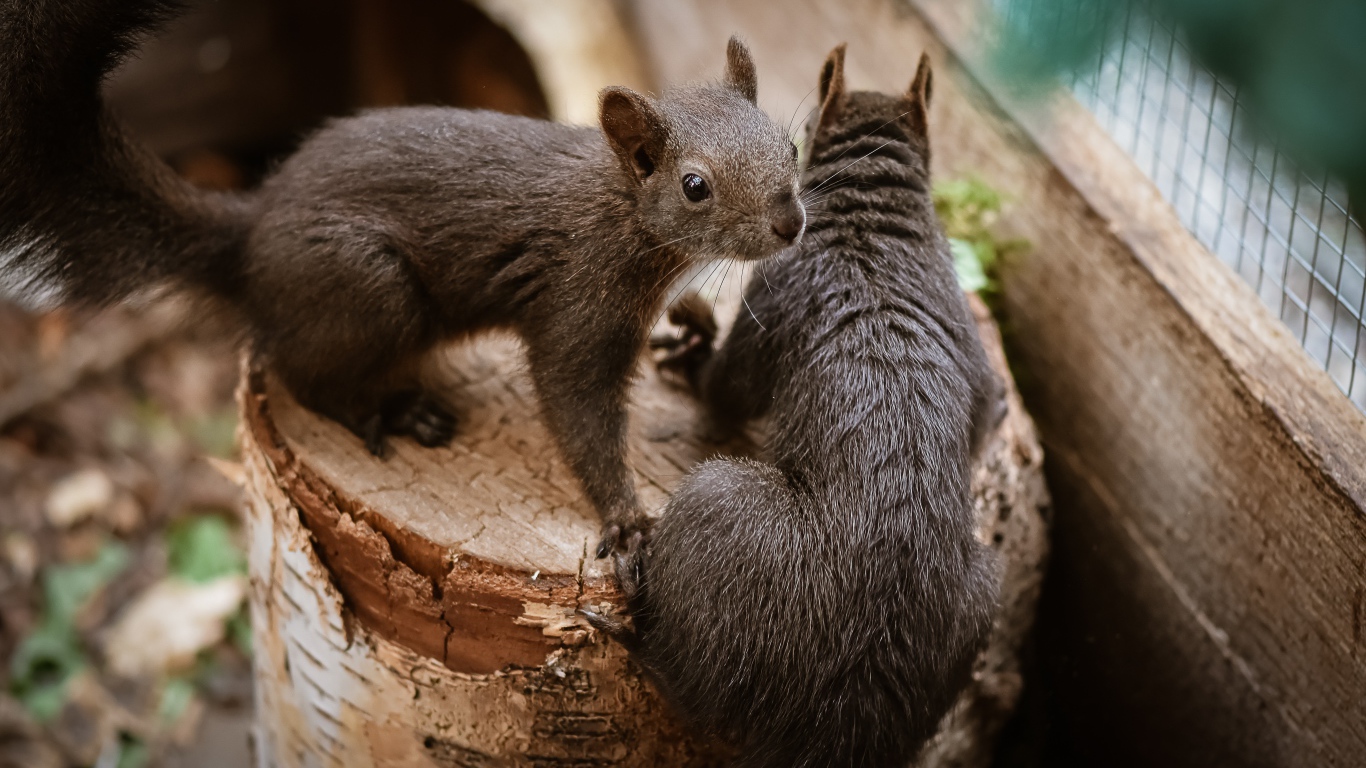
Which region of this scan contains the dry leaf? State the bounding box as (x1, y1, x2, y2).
(103, 576, 246, 678)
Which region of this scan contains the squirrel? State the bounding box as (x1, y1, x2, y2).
(0, 0, 805, 554)
(585, 47, 1005, 766)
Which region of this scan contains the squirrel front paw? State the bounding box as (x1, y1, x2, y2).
(651, 291, 717, 387)
(595, 513, 651, 559)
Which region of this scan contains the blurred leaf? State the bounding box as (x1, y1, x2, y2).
(10, 541, 129, 721)
(42, 541, 130, 622)
(17, 681, 70, 723)
(935, 177, 1022, 296)
(115, 733, 149, 768)
(167, 515, 244, 584)
(227, 608, 252, 658)
(157, 677, 196, 725)
(951, 238, 990, 292)
(934, 176, 1004, 243)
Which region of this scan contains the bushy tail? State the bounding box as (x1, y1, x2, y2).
(0, 0, 251, 308)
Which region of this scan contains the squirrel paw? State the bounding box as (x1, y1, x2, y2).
(595, 516, 650, 559)
(582, 546, 645, 650)
(610, 545, 645, 601)
(387, 392, 458, 448)
(651, 291, 718, 383)
(580, 606, 639, 652)
(361, 391, 459, 457)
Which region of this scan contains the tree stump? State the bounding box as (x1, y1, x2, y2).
(238, 296, 1049, 768)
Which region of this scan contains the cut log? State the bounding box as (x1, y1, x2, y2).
(238, 296, 1048, 767)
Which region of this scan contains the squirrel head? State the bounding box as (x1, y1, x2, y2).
(598, 37, 804, 262)
(805, 44, 935, 179)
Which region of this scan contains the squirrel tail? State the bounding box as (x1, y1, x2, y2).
(0, 0, 252, 308)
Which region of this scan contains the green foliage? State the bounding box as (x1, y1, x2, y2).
(115, 732, 149, 768)
(168, 513, 253, 660)
(167, 514, 245, 584)
(10, 541, 131, 721)
(950, 239, 990, 293)
(227, 608, 252, 657)
(933, 176, 1026, 298)
(157, 676, 196, 725)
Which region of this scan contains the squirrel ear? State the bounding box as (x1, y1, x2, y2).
(816, 43, 848, 132)
(904, 52, 933, 142)
(600, 87, 666, 182)
(724, 36, 759, 104)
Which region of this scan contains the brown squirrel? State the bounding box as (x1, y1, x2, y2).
(587, 47, 1004, 765)
(0, 0, 804, 553)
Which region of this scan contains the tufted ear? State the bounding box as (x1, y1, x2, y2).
(816, 43, 848, 131)
(600, 87, 666, 182)
(904, 52, 933, 142)
(724, 36, 758, 103)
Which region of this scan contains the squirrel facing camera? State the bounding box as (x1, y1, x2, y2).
(599, 38, 806, 261)
(0, 0, 801, 557)
(592, 45, 1003, 767)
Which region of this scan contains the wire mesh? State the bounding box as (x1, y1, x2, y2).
(998, 1, 1366, 411)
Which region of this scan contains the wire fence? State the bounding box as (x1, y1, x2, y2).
(999, 1, 1366, 411)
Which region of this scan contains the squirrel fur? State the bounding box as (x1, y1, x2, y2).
(0, 0, 805, 552)
(588, 47, 1004, 766)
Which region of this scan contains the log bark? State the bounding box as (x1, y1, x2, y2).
(238, 294, 1047, 768)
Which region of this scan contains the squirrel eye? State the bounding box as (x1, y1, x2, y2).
(681, 173, 711, 202)
(791, 142, 799, 161)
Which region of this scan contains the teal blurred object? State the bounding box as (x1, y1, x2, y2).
(993, 0, 1366, 199)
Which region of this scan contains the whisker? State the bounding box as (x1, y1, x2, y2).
(710, 257, 735, 320)
(811, 111, 911, 170)
(804, 134, 905, 198)
(645, 251, 705, 306)
(740, 281, 767, 331)
(785, 84, 821, 138)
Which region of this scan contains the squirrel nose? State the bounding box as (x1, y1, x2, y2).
(771, 205, 805, 244)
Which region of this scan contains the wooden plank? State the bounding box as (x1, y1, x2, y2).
(630, 0, 1366, 764)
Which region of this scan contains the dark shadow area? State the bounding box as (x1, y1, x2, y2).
(107, 0, 549, 188)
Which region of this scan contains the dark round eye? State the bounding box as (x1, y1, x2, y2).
(791, 142, 799, 162)
(681, 173, 711, 202)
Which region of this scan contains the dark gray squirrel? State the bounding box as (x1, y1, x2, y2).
(586, 47, 1005, 766)
(0, 0, 805, 553)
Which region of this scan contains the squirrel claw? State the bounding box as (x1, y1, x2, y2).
(382, 391, 457, 448)
(595, 525, 621, 559)
(655, 331, 710, 369)
(579, 608, 639, 651)
(652, 291, 717, 384)
(612, 547, 644, 601)
(596, 518, 650, 559)
(361, 415, 390, 458)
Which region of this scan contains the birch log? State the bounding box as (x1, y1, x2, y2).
(238, 296, 1048, 768)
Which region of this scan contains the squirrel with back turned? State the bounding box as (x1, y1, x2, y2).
(0, 0, 805, 553)
(587, 47, 1005, 766)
